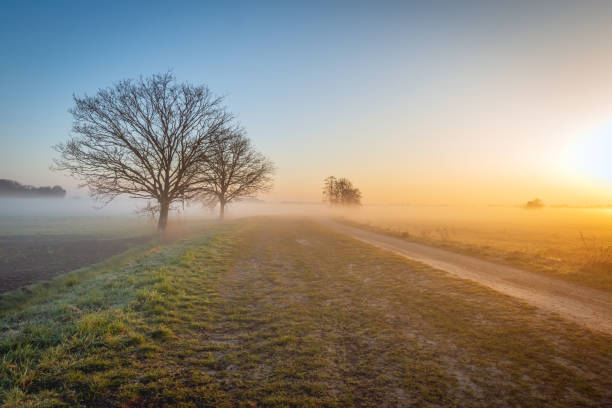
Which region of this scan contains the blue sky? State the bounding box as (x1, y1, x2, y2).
(1, 1, 611, 204)
(0, 1, 419, 186)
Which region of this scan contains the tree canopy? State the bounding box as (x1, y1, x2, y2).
(323, 176, 362, 206)
(196, 128, 274, 219)
(0, 179, 66, 198)
(54, 73, 232, 231)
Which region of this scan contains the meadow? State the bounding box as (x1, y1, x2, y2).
(339, 206, 612, 291)
(0, 216, 149, 237)
(1, 217, 610, 407)
(0, 215, 217, 293)
(0, 216, 156, 294)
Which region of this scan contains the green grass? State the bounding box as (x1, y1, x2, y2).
(1, 217, 610, 407)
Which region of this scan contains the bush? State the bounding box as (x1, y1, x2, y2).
(524, 198, 544, 209)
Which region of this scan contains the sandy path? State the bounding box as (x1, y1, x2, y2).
(319, 219, 612, 335)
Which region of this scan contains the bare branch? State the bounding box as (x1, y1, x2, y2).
(195, 128, 274, 219)
(322, 176, 362, 206)
(53, 72, 233, 231)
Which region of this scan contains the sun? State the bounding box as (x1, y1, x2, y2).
(570, 122, 612, 185)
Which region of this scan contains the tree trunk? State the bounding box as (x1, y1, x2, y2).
(158, 200, 170, 232)
(219, 200, 225, 220)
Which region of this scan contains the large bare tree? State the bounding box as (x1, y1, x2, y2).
(53, 73, 231, 232)
(197, 128, 274, 219)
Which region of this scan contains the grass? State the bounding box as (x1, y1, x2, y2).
(0, 214, 214, 239)
(0, 215, 155, 238)
(0, 217, 610, 407)
(337, 206, 612, 291)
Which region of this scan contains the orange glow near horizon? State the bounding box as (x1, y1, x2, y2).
(2, 2, 611, 208)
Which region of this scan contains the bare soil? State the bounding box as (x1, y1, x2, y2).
(0, 234, 151, 293)
(320, 218, 612, 335)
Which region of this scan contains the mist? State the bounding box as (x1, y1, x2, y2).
(1, 1, 611, 405)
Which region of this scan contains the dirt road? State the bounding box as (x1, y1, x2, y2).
(320, 219, 612, 335)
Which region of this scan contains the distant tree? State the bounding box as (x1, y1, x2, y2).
(322, 176, 338, 205)
(53, 73, 231, 232)
(322, 176, 362, 206)
(525, 198, 544, 209)
(196, 128, 274, 219)
(0, 179, 66, 198)
(335, 178, 362, 205)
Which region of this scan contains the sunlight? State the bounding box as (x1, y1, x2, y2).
(1, 2, 611, 405)
(572, 122, 612, 185)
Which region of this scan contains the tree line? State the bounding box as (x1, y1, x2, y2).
(0, 179, 66, 198)
(53, 73, 273, 232)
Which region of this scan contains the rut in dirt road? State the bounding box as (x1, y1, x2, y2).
(319, 219, 612, 335)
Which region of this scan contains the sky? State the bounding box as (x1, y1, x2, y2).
(1, 0, 612, 206)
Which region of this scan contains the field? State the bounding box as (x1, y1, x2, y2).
(0, 216, 155, 294)
(0, 216, 217, 293)
(338, 206, 612, 291)
(1, 217, 610, 407)
(0, 216, 155, 237)
(0, 234, 152, 293)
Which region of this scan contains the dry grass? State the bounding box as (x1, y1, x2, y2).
(340, 206, 612, 290)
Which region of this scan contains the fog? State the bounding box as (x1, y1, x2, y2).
(0, 197, 144, 217)
(3, 195, 611, 225)
(2, 196, 612, 243)
(0, 195, 337, 219)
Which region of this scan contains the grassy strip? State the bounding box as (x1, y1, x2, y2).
(1, 217, 610, 407)
(0, 222, 238, 407)
(335, 217, 612, 291)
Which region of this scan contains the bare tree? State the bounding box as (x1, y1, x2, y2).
(322, 176, 338, 205)
(197, 128, 274, 219)
(322, 176, 362, 206)
(53, 73, 231, 232)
